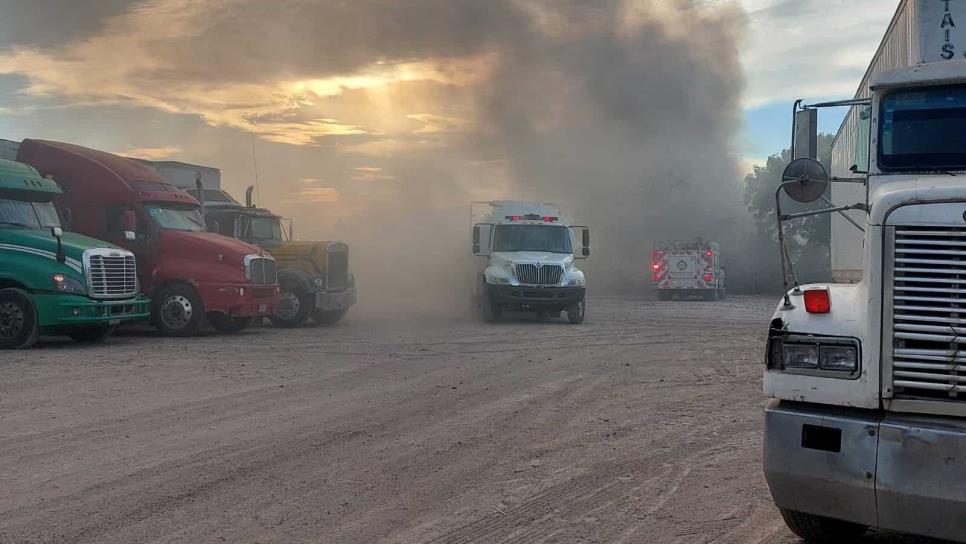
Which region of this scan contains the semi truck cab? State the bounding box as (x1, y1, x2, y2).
(12, 139, 278, 337)
(472, 201, 589, 323)
(0, 159, 148, 348)
(203, 191, 356, 327)
(764, 61, 966, 542)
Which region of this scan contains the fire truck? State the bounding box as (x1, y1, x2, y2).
(651, 239, 725, 300)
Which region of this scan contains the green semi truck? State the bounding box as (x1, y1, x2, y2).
(0, 158, 149, 349)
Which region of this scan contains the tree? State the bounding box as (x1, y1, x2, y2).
(741, 133, 835, 288)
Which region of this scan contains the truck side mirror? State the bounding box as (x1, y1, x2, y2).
(793, 107, 818, 160)
(50, 226, 65, 263)
(122, 210, 137, 241)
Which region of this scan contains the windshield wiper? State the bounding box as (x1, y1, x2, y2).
(0, 221, 36, 229)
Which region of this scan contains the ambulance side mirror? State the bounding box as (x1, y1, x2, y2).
(472, 223, 492, 256)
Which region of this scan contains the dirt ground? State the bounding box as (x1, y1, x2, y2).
(0, 295, 937, 543)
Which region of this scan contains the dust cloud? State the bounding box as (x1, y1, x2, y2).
(319, 0, 749, 316)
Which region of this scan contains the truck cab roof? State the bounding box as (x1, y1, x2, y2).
(16, 139, 199, 206)
(0, 159, 60, 195)
(872, 59, 966, 90)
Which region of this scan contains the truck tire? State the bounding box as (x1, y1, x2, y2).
(480, 293, 502, 323)
(566, 298, 585, 324)
(68, 323, 117, 343)
(271, 284, 314, 328)
(779, 508, 866, 542)
(153, 284, 204, 337)
(208, 313, 253, 333)
(0, 288, 39, 350)
(311, 309, 347, 325)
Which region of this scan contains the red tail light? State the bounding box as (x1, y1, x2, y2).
(704, 273, 713, 282)
(804, 288, 831, 314)
(652, 263, 660, 271)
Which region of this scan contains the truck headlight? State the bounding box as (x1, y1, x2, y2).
(769, 333, 860, 378)
(52, 273, 86, 294)
(783, 344, 818, 369)
(820, 345, 858, 372)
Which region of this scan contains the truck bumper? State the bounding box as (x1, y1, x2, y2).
(487, 284, 585, 310)
(315, 287, 356, 312)
(765, 399, 966, 542)
(197, 283, 278, 318)
(34, 293, 150, 328)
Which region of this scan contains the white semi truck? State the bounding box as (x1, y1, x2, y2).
(471, 201, 589, 323)
(764, 1, 966, 541)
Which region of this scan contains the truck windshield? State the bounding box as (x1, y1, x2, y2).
(246, 216, 283, 242)
(493, 225, 572, 253)
(880, 85, 966, 170)
(144, 203, 206, 231)
(0, 198, 61, 229)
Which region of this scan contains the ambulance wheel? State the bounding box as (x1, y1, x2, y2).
(0, 288, 39, 350)
(779, 508, 866, 542)
(208, 314, 252, 333)
(153, 284, 204, 337)
(69, 323, 117, 343)
(567, 298, 585, 324)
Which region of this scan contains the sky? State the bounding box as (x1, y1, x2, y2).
(0, 0, 899, 247)
(737, 0, 898, 169)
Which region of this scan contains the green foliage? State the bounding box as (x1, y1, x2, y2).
(737, 134, 835, 290)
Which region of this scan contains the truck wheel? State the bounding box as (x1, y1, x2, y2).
(0, 288, 39, 350)
(779, 508, 866, 542)
(153, 284, 204, 337)
(311, 309, 347, 325)
(271, 286, 314, 328)
(480, 294, 502, 323)
(208, 314, 252, 333)
(68, 324, 117, 343)
(566, 298, 585, 324)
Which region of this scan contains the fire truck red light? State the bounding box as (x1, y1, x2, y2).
(543, 216, 553, 222)
(510, 215, 520, 221)
(652, 264, 660, 270)
(804, 288, 831, 314)
(704, 274, 713, 282)
(706, 251, 713, 256)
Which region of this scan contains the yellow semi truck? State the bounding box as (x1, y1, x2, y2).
(202, 188, 356, 327)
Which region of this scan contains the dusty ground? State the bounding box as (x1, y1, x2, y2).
(0, 295, 938, 543)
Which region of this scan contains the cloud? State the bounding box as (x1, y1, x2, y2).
(351, 166, 395, 181)
(120, 145, 182, 160)
(282, 186, 339, 204)
(0, 0, 501, 150)
(738, 0, 898, 108)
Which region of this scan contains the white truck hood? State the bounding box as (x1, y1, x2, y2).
(492, 251, 573, 264)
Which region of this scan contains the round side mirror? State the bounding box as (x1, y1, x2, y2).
(781, 158, 829, 203)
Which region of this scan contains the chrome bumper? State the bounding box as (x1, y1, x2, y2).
(315, 287, 356, 312)
(765, 399, 966, 542)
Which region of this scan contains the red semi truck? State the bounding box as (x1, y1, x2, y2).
(12, 139, 278, 336)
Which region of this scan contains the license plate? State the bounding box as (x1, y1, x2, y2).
(258, 304, 268, 313)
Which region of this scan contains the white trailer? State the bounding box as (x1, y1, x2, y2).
(831, 0, 966, 281)
(764, 1, 966, 541)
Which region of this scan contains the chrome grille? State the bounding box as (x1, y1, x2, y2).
(327, 243, 348, 290)
(245, 256, 277, 285)
(515, 264, 563, 285)
(891, 227, 966, 399)
(85, 251, 137, 299)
